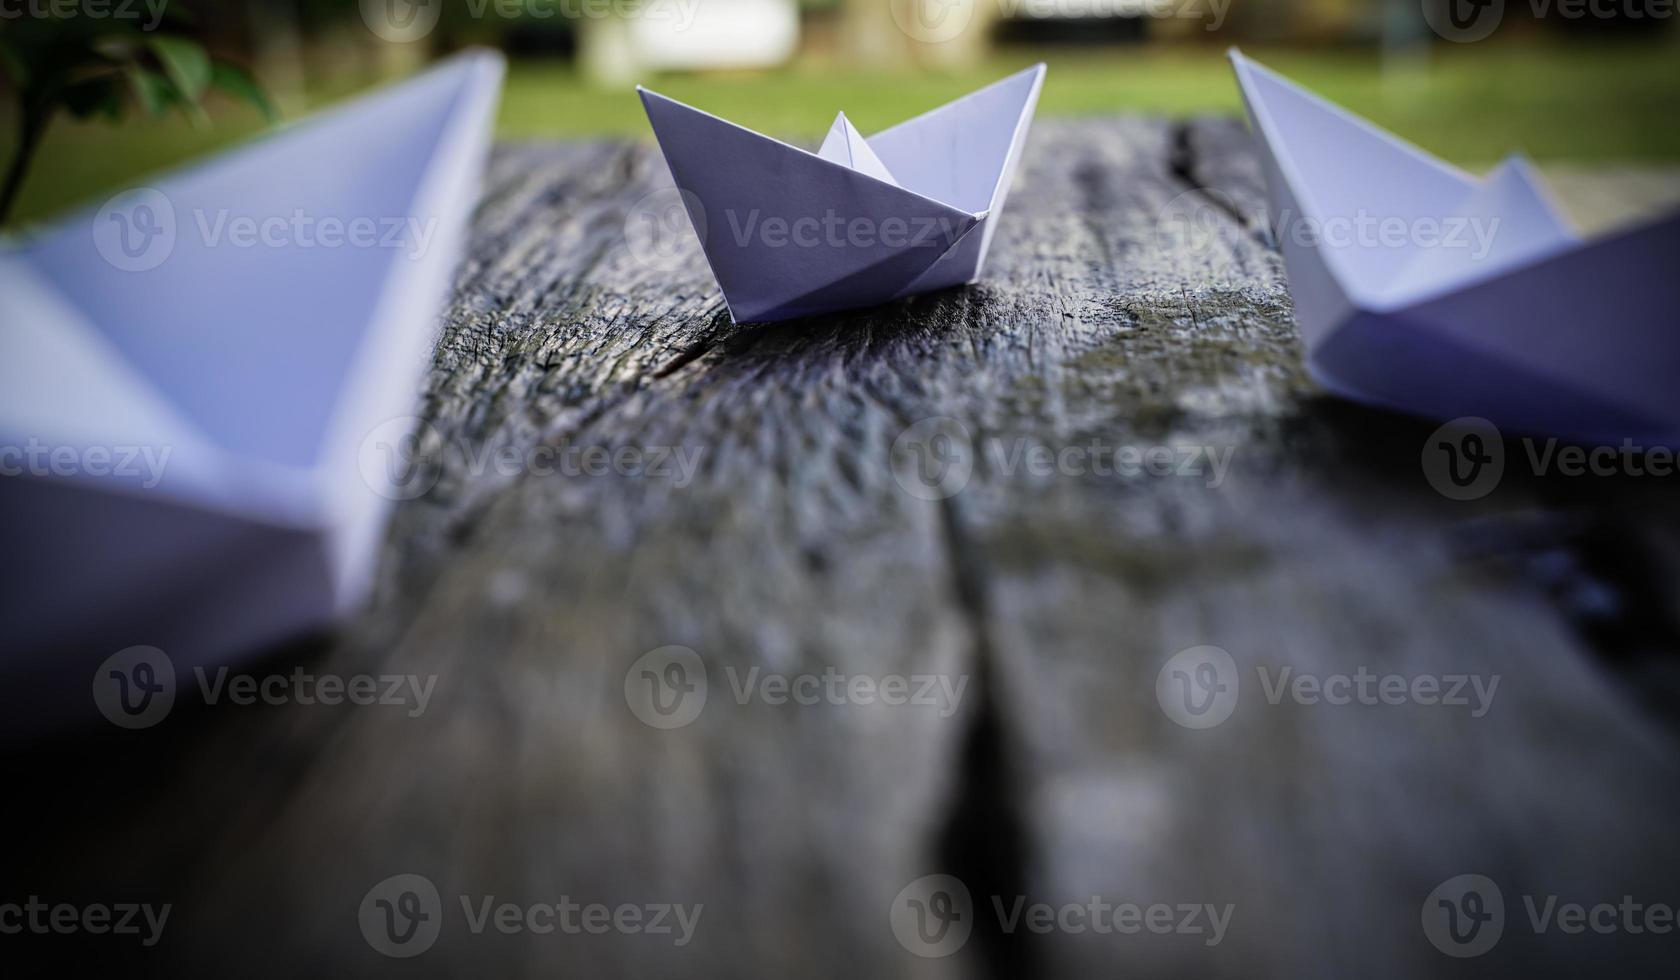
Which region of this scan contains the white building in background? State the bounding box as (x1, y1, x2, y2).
(580, 0, 801, 85)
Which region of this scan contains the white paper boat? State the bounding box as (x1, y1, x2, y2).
(0, 51, 505, 731)
(638, 64, 1046, 323)
(1230, 49, 1680, 444)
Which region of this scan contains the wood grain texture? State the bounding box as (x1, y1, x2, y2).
(4, 118, 1678, 980)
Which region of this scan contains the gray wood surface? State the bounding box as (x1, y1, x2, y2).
(5, 118, 1679, 979)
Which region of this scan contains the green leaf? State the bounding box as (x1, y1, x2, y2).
(146, 35, 211, 103)
(122, 64, 174, 117)
(62, 76, 128, 122)
(210, 61, 278, 123)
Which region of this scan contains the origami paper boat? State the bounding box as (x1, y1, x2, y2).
(0, 52, 504, 731)
(1230, 50, 1680, 444)
(638, 64, 1046, 323)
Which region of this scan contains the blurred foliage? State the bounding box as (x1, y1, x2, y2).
(2, 38, 1678, 228)
(0, 7, 273, 222)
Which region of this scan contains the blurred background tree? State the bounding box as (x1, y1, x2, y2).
(1, 0, 1675, 228)
(0, 7, 272, 223)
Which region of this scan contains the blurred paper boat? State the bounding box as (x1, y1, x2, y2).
(638, 64, 1046, 323)
(0, 51, 505, 732)
(1229, 49, 1680, 444)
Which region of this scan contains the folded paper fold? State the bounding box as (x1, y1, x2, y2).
(0, 51, 506, 732)
(1230, 49, 1680, 444)
(639, 64, 1046, 323)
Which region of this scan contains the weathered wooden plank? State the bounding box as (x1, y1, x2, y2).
(2, 118, 1676, 980)
(964, 115, 1680, 979)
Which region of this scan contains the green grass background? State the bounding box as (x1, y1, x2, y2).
(3, 40, 1677, 228)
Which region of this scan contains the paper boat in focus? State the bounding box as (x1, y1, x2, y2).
(1230, 50, 1680, 444)
(638, 64, 1046, 323)
(0, 52, 504, 732)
